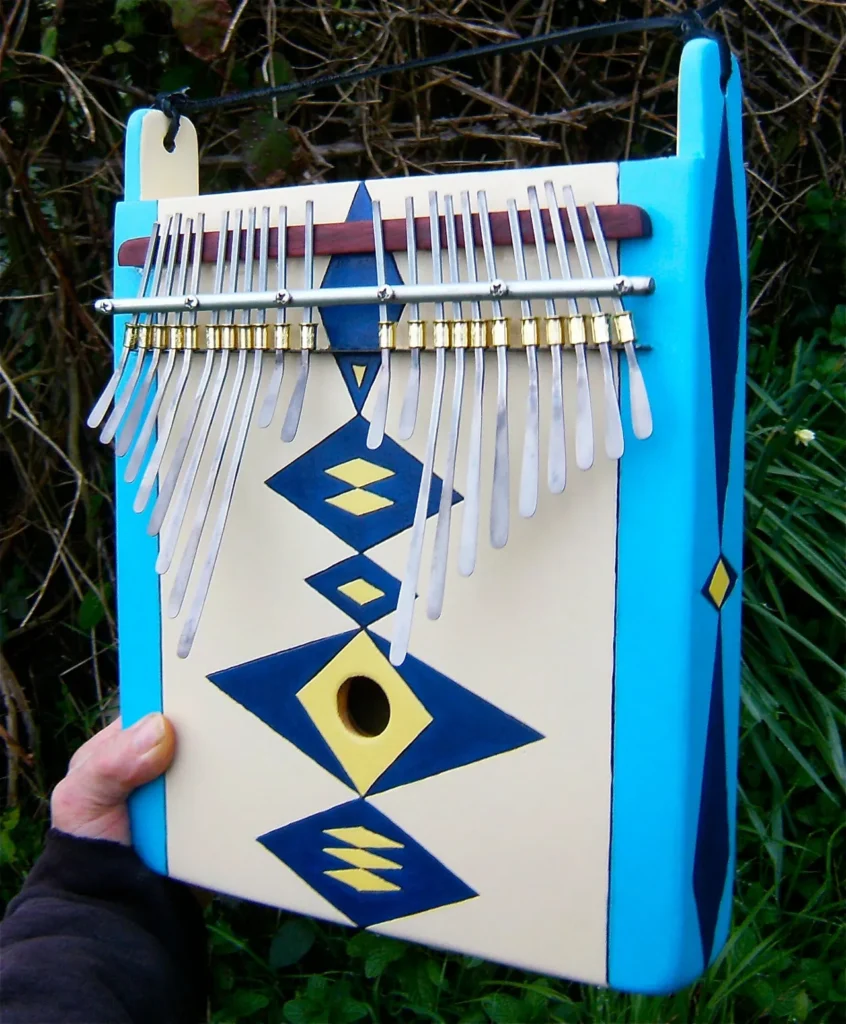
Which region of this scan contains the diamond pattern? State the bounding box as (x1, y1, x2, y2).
(259, 799, 477, 927)
(266, 416, 458, 553)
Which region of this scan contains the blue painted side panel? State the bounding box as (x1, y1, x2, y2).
(712, 53, 747, 964)
(612, 38, 738, 993)
(117, 111, 167, 874)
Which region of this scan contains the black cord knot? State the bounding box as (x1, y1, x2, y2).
(153, 88, 192, 152)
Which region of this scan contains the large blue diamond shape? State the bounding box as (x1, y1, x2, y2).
(320, 183, 405, 412)
(306, 554, 401, 628)
(266, 415, 459, 552)
(259, 798, 477, 927)
(207, 628, 544, 796)
(704, 112, 742, 539)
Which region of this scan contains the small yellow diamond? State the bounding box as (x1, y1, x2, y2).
(708, 559, 731, 609)
(297, 631, 433, 794)
(337, 579, 385, 606)
(326, 458, 395, 488)
(323, 826, 403, 849)
(323, 847, 401, 870)
(326, 489, 393, 516)
(324, 868, 400, 893)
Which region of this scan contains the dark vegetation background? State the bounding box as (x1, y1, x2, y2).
(1, 1, 843, 1021)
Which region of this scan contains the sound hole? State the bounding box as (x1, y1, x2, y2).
(338, 676, 391, 737)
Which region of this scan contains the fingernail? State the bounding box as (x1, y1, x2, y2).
(131, 714, 166, 754)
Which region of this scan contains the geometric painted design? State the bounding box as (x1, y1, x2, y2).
(207, 628, 543, 796)
(693, 621, 730, 963)
(338, 579, 385, 605)
(266, 416, 458, 553)
(305, 555, 400, 628)
(258, 799, 477, 926)
(326, 488, 393, 516)
(326, 458, 395, 488)
(319, 183, 405, 413)
(701, 554, 737, 611)
(296, 631, 433, 795)
(705, 111, 742, 541)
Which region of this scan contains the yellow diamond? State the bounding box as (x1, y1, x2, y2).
(326, 458, 395, 488)
(324, 868, 400, 893)
(326, 489, 393, 516)
(323, 847, 401, 870)
(296, 631, 433, 794)
(708, 559, 731, 609)
(337, 578, 385, 606)
(323, 826, 403, 849)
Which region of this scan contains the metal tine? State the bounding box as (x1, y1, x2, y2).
(545, 180, 594, 471)
(585, 202, 652, 440)
(281, 199, 314, 442)
(367, 198, 392, 450)
(397, 195, 422, 440)
(528, 185, 566, 495)
(478, 189, 509, 549)
(100, 215, 173, 444)
(150, 210, 232, 550)
(427, 193, 465, 620)
(114, 213, 183, 456)
(134, 212, 205, 510)
(176, 207, 267, 656)
(390, 190, 448, 666)
(125, 216, 193, 481)
(168, 207, 248, 615)
(506, 197, 540, 520)
(458, 190, 485, 577)
(257, 205, 287, 428)
(88, 222, 161, 429)
(561, 185, 624, 460)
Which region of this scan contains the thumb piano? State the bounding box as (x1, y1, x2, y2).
(92, 38, 746, 993)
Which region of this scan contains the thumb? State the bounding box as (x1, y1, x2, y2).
(51, 713, 176, 846)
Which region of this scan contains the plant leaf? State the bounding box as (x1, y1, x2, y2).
(168, 0, 231, 62)
(269, 918, 316, 969)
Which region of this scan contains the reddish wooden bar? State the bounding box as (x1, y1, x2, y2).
(117, 203, 651, 267)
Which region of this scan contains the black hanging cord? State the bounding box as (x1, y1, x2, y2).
(156, 0, 730, 151)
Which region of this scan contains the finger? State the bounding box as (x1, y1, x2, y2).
(68, 718, 123, 772)
(52, 714, 176, 845)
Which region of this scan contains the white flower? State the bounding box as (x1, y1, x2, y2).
(794, 428, 816, 446)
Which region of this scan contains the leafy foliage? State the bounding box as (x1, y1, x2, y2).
(1, 1, 844, 1022)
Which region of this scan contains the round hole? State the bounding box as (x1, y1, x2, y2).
(338, 676, 391, 737)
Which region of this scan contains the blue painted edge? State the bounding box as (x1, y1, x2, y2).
(119, 110, 167, 874)
(711, 52, 747, 966)
(612, 38, 731, 994)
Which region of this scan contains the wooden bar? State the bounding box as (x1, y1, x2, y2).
(117, 203, 651, 268)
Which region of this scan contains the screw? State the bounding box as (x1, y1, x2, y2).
(96, 299, 114, 313)
(275, 289, 292, 306)
(376, 284, 394, 302)
(490, 279, 508, 298)
(184, 295, 200, 310)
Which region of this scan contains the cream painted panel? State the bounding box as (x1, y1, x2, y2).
(139, 112, 198, 201)
(155, 164, 618, 984)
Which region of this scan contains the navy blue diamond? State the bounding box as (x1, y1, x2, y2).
(693, 622, 730, 963)
(705, 111, 743, 539)
(306, 554, 401, 627)
(320, 183, 405, 411)
(259, 798, 477, 927)
(266, 415, 459, 553)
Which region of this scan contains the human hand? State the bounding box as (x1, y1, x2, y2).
(51, 714, 176, 846)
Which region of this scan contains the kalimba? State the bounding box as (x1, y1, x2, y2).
(91, 37, 746, 993)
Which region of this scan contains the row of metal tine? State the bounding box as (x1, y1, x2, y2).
(87, 181, 652, 664)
